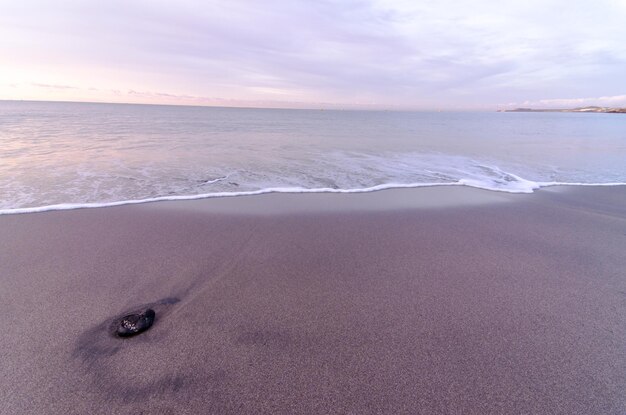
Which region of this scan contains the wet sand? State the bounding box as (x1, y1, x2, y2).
(0, 186, 625, 414)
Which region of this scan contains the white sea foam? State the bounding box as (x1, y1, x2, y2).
(1, 179, 625, 216)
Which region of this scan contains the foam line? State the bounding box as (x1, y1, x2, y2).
(2, 180, 626, 216)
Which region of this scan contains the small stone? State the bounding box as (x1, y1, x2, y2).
(116, 309, 155, 337)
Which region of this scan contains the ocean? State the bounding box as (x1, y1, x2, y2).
(1, 100, 625, 214)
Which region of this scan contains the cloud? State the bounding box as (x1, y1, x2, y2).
(31, 83, 78, 90)
(515, 94, 626, 108)
(1, 0, 625, 108)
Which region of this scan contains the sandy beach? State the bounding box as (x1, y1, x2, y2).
(1, 186, 625, 414)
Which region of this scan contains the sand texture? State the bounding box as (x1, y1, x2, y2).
(0, 186, 625, 414)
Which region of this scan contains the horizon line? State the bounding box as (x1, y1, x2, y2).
(0, 98, 498, 112)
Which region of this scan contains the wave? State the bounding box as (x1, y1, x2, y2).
(1, 178, 625, 216)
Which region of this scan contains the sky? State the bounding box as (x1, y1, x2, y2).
(1, 0, 625, 110)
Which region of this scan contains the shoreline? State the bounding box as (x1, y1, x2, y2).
(1, 185, 625, 414)
(3, 182, 626, 216)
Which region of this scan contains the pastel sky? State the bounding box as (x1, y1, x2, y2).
(1, 0, 625, 109)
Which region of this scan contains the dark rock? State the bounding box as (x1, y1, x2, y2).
(116, 308, 155, 337)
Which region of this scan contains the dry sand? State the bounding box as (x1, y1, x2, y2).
(0, 186, 625, 414)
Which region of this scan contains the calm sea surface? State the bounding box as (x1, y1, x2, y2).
(1, 100, 625, 212)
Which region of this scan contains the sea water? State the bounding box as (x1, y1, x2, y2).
(1, 100, 625, 213)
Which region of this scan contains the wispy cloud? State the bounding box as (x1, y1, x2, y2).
(31, 83, 78, 90)
(1, 0, 625, 108)
(508, 94, 626, 109)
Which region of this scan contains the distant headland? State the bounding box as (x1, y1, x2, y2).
(502, 106, 626, 113)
